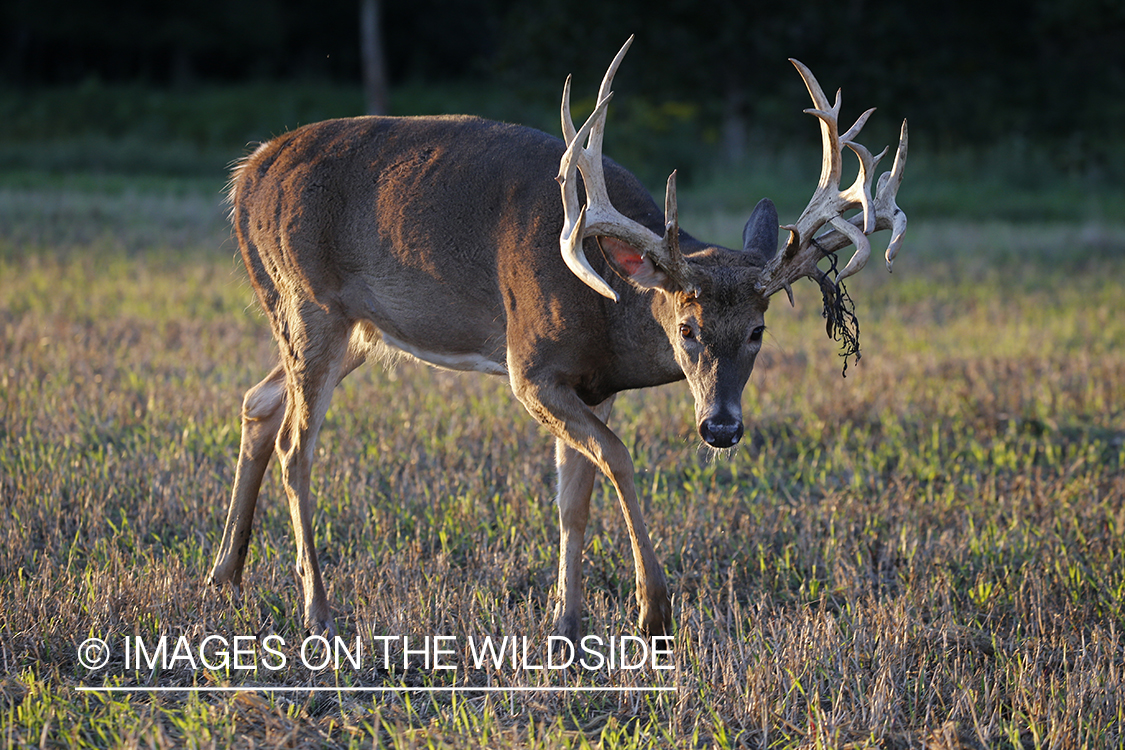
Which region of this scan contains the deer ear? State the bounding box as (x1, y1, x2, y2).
(742, 198, 780, 261)
(598, 237, 670, 290)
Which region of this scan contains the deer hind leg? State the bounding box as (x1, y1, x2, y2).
(209, 363, 287, 591)
(514, 378, 671, 637)
(269, 305, 362, 636)
(208, 331, 368, 599)
(553, 396, 615, 645)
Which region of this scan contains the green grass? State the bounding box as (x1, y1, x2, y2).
(2, 171, 1124, 747)
(2, 81, 1125, 746)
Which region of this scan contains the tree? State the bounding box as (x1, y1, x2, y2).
(360, 0, 388, 115)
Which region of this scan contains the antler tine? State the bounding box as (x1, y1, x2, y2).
(594, 35, 634, 137)
(576, 36, 632, 215)
(840, 107, 876, 145)
(841, 141, 886, 235)
(558, 31, 632, 174)
(556, 37, 697, 301)
(559, 33, 632, 153)
(560, 75, 577, 147)
(558, 93, 617, 300)
(756, 61, 909, 297)
(880, 119, 909, 271)
(790, 59, 841, 191)
(665, 169, 679, 244)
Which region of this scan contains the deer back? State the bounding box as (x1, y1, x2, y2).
(229, 114, 678, 387)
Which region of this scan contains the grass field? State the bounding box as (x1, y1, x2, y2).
(1, 160, 1124, 748)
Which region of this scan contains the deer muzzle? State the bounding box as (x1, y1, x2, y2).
(699, 412, 744, 449)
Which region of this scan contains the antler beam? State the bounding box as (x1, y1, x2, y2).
(556, 36, 697, 302)
(755, 60, 908, 299)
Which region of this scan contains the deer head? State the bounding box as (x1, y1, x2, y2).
(557, 37, 908, 447)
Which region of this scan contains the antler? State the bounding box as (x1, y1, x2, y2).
(557, 36, 697, 302)
(755, 59, 908, 300)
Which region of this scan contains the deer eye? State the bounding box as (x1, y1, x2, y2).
(679, 324, 695, 340)
(749, 326, 765, 342)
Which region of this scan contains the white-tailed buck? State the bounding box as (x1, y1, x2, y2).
(208, 37, 907, 640)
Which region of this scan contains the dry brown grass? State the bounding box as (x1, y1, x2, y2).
(1, 184, 1123, 747)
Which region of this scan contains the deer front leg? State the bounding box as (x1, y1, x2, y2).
(515, 377, 671, 637)
(553, 396, 615, 645)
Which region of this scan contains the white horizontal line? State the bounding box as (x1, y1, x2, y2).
(76, 685, 677, 694)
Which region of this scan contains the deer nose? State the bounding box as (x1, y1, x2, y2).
(699, 416, 744, 448)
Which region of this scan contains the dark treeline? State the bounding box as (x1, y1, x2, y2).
(3, 0, 1124, 150)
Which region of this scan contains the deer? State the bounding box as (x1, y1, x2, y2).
(206, 36, 907, 642)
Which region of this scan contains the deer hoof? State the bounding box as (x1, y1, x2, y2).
(554, 613, 581, 648)
(305, 616, 337, 640)
(207, 558, 240, 588)
(206, 568, 242, 600)
(638, 594, 673, 637)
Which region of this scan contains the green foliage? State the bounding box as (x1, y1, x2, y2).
(5, 1, 1125, 162)
(4, 78, 1125, 225)
(0, 81, 366, 178)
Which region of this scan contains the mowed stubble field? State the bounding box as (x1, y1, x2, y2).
(1, 179, 1124, 748)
